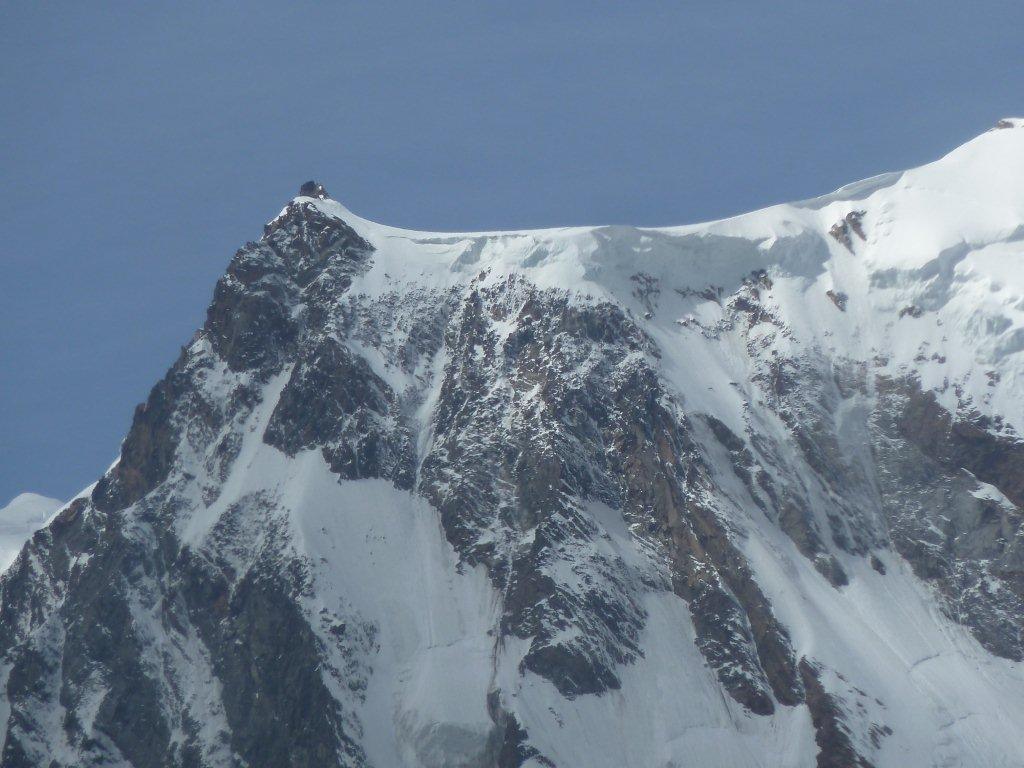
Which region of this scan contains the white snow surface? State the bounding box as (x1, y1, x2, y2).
(0, 493, 62, 572)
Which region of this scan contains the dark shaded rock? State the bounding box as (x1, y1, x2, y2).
(298, 180, 329, 199)
(826, 290, 848, 311)
(829, 211, 867, 252)
(814, 554, 849, 587)
(800, 659, 875, 768)
(209, 199, 372, 371)
(752, 352, 879, 559)
(415, 278, 804, 715)
(896, 385, 1024, 509)
(487, 691, 555, 768)
(610, 379, 803, 713)
(873, 376, 1024, 659)
(92, 348, 193, 513)
(183, 562, 365, 768)
(263, 337, 415, 488)
(419, 284, 650, 699)
(92, 198, 375, 518)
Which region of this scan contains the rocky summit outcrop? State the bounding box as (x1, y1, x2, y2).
(2, 121, 1024, 767)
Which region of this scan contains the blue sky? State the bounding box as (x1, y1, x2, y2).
(2, 2, 1023, 503)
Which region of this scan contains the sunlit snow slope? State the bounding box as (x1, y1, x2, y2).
(0, 494, 61, 572)
(1, 120, 1023, 768)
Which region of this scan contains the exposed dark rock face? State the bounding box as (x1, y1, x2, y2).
(828, 210, 866, 251)
(897, 304, 923, 319)
(726, 272, 1024, 661)
(93, 199, 374, 517)
(799, 660, 875, 768)
(264, 336, 416, 488)
(872, 376, 1024, 660)
(91, 350, 197, 513)
(1, 198, 381, 767)
(413, 278, 803, 713)
(726, 288, 881, 572)
(487, 691, 553, 768)
(419, 282, 653, 698)
(825, 290, 848, 311)
(181, 561, 365, 768)
(895, 383, 1024, 509)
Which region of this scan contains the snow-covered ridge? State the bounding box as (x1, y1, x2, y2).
(298, 117, 1024, 243)
(297, 118, 1022, 245)
(300, 119, 1024, 435)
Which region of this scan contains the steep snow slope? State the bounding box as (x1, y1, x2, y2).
(1, 120, 1023, 768)
(0, 494, 61, 572)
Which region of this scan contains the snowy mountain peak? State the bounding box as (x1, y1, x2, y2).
(2, 128, 1024, 767)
